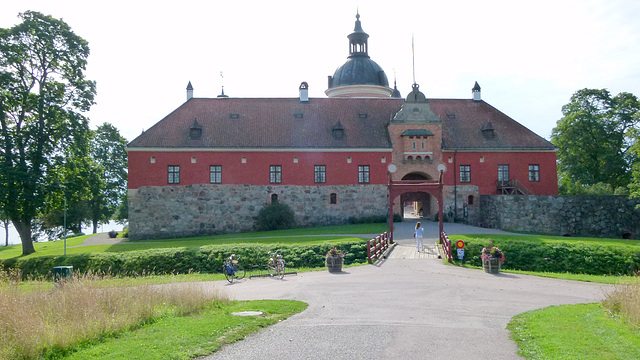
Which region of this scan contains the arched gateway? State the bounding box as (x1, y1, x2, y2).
(387, 167, 445, 243)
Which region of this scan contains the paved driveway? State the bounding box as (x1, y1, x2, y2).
(200, 246, 609, 359)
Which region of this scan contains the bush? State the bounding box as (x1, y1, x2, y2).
(121, 226, 129, 238)
(255, 202, 295, 231)
(450, 238, 640, 276)
(348, 215, 387, 224)
(0, 241, 369, 279)
(108, 230, 118, 238)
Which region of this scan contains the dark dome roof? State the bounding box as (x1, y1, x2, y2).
(329, 56, 389, 88)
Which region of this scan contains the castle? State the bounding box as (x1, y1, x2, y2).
(127, 13, 557, 239)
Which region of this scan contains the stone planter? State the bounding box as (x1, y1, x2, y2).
(326, 255, 343, 273)
(483, 257, 501, 274)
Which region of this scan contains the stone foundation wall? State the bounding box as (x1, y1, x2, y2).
(128, 184, 387, 240)
(443, 185, 480, 224)
(476, 195, 640, 239)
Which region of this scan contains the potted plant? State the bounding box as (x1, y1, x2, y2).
(481, 241, 505, 274)
(325, 247, 344, 273)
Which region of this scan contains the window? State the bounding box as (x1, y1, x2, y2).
(210, 165, 222, 184)
(358, 165, 370, 183)
(315, 165, 326, 183)
(529, 164, 540, 182)
(498, 164, 510, 182)
(168, 165, 180, 184)
(412, 142, 416, 149)
(270, 165, 282, 183)
(460, 165, 471, 183)
(330, 193, 338, 204)
(271, 194, 278, 203)
(468, 195, 474, 205)
(421, 142, 425, 150)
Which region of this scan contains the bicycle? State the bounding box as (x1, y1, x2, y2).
(222, 254, 246, 283)
(267, 249, 285, 279)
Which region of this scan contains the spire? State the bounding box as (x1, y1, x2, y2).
(348, 12, 369, 58)
(217, 86, 228, 98)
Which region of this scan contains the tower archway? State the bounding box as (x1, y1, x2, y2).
(399, 172, 433, 219)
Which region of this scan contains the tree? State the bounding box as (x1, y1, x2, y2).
(551, 89, 640, 194)
(0, 11, 95, 255)
(88, 123, 128, 232)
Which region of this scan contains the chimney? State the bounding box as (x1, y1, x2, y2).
(186, 81, 194, 101)
(299, 82, 309, 103)
(472, 81, 481, 102)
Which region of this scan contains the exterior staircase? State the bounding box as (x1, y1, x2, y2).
(496, 179, 532, 195)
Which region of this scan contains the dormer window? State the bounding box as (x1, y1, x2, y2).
(332, 121, 345, 140)
(481, 122, 496, 139)
(358, 113, 368, 118)
(229, 113, 239, 119)
(189, 119, 202, 140)
(294, 113, 304, 118)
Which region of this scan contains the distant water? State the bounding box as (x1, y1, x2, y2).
(1, 221, 124, 246)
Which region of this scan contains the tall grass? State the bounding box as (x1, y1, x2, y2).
(602, 276, 640, 327)
(0, 271, 227, 360)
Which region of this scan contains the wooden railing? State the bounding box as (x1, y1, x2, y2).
(367, 232, 391, 264)
(496, 179, 532, 195)
(440, 232, 452, 262)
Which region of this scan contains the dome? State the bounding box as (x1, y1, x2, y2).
(325, 13, 393, 98)
(328, 57, 389, 88)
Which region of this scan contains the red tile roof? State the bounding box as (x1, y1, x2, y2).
(128, 97, 556, 151)
(429, 99, 557, 151)
(128, 98, 403, 149)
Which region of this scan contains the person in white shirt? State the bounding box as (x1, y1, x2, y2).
(414, 222, 424, 252)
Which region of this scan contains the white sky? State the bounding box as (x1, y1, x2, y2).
(1, 0, 640, 243)
(2, 0, 640, 144)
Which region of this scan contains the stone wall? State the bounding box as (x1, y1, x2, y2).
(476, 195, 640, 239)
(443, 185, 480, 224)
(128, 184, 387, 240)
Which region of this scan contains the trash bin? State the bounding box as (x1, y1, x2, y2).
(53, 266, 73, 282)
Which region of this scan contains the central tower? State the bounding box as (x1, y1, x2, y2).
(325, 13, 396, 98)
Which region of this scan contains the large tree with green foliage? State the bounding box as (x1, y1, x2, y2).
(88, 123, 127, 232)
(551, 89, 640, 195)
(0, 11, 95, 254)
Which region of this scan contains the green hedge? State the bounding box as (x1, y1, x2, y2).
(0, 241, 369, 280)
(452, 238, 640, 275)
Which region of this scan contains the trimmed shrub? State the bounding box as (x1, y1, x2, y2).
(0, 240, 369, 279)
(255, 202, 295, 231)
(451, 238, 640, 276)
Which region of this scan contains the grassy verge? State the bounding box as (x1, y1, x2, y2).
(508, 303, 640, 360)
(0, 223, 388, 260)
(59, 300, 307, 360)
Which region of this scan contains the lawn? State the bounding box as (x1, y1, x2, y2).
(0, 223, 388, 260)
(508, 303, 640, 360)
(58, 300, 307, 360)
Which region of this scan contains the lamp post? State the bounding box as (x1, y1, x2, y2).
(63, 195, 67, 256)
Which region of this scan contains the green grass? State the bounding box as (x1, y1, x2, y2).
(52, 300, 307, 360)
(508, 303, 640, 360)
(450, 233, 640, 248)
(0, 223, 388, 260)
